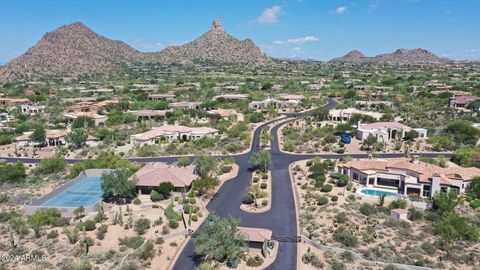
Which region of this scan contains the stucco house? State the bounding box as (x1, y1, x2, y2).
(132, 162, 198, 193)
(130, 125, 218, 146)
(356, 122, 427, 142)
(338, 156, 480, 198)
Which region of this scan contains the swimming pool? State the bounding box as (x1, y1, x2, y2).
(42, 176, 103, 208)
(360, 188, 399, 197)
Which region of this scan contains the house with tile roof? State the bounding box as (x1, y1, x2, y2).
(356, 122, 427, 142)
(130, 125, 218, 146)
(131, 162, 198, 193)
(338, 156, 480, 198)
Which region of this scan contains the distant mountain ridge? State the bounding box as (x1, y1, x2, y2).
(331, 48, 448, 64)
(0, 19, 271, 82)
(0, 20, 453, 82)
(145, 19, 271, 66)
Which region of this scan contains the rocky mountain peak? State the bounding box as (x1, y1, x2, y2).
(210, 19, 224, 32)
(345, 50, 365, 58)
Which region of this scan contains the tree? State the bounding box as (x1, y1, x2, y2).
(95, 128, 113, 141)
(194, 155, 217, 178)
(66, 128, 88, 149)
(31, 125, 46, 146)
(101, 169, 136, 202)
(428, 136, 455, 151)
(312, 107, 329, 122)
(432, 191, 462, 216)
(445, 120, 480, 147)
(28, 208, 61, 238)
(363, 135, 377, 151)
(73, 206, 85, 220)
(193, 177, 220, 196)
(35, 155, 67, 175)
(157, 182, 174, 197)
(0, 162, 26, 184)
(450, 147, 480, 168)
(248, 151, 272, 173)
(403, 130, 419, 142)
(177, 157, 191, 167)
(435, 213, 479, 253)
(193, 214, 247, 263)
(72, 116, 95, 129)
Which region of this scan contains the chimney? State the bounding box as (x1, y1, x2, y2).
(431, 172, 441, 196)
(411, 155, 419, 164)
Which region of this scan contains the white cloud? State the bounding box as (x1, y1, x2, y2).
(286, 36, 319, 45)
(273, 40, 286, 45)
(369, 0, 381, 12)
(257, 5, 282, 24)
(335, 6, 347, 14)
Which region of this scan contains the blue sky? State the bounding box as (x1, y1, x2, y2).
(1, 0, 479, 64)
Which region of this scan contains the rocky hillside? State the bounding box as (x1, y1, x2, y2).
(146, 19, 272, 66)
(0, 22, 143, 82)
(331, 50, 367, 62)
(373, 48, 444, 63)
(331, 48, 447, 64)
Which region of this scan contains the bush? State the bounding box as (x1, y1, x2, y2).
(134, 218, 151, 235)
(242, 193, 255, 204)
(408, 207, 424, 221)
(133, 198, 141, 205)
(189, 198, 196, 204)
(78, 219, 96, 231)
(261, 199, 268, 206)
(469, 199, 480, 209)
(314, 181, 324, 188)
(331, 261, 346, 270)
(260, 183, 268, 189)
(316, 174, 326, 182)
(253, 177, 260, 183)
(119, 236, 145, 249)
(340, 251, 355, 262)
(246, 255, 264, 267)
(96, 224, 108, 240)
(333, 226, 358, 247)
(168, 220, 179, 229)
(334, 212, 348, 224)
(47, 230, 59, 239)
(359, 203, 377, 216)
(150, 190, 163, 202)
(316, 196, 329, 206)
(191, 215, 198, 222)
(164, 204, 182, 221)
(331, 195, 338, 202)
(302, 252, 324, 268)
(320, 184, 333, 192)
(390, 199, 408, 209)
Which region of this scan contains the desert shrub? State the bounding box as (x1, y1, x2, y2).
(316, 196, 329, 206)
(78, 219, 96, 231)
(333, 226, 358, 247)
(246, 255, 264, 267)
(340, 251, 355, 262)
(334, 212, 348, 224)
(164, 204, 182, 221)
(314, 181, 324, 188)
(252, 177, 259, 183)
(347, 194, 356, 202)
(134, 218, 150, 235)
(261, 199, 268, 206)
(302, 252, 324, 268)
(242, 193, 254, 204)
(331, 195, 338, 202)
(390, 199, 408, 209)
(150, 190, 163, 202)
(189, 198, 196, 204)
(320, 184, 333, 192)
(119, 236, 145, 249)
(168, 220, 179, 229)
(96, 224, 108, 240)
(47, 230, 59, 239)
(331, 260, 346, 270)
(359, 203, 377, 216)
(315, 174, 326, 182)
(221, 165, 232, 174)
(408, 207, 424, 221)
(469, 199, 480, 209)
(133, 198, 141, 205)
(192, 215, 198, 222)
(260, 183, 268, 189)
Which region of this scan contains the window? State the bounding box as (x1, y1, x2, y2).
(353, 173, 358, 180)
(422, 185, 430, 197)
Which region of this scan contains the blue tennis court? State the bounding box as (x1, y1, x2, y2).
(42, 176, 103, 208)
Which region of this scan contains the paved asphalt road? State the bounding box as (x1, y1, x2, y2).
(1, 98, 452, 270)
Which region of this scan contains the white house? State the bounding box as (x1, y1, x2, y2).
(338, 156, 480, 198)
(130, 125, 218, 146)
(356, 122, 427, 142)
(328, 108, 384, 123)
(21, 104, 45, 115)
